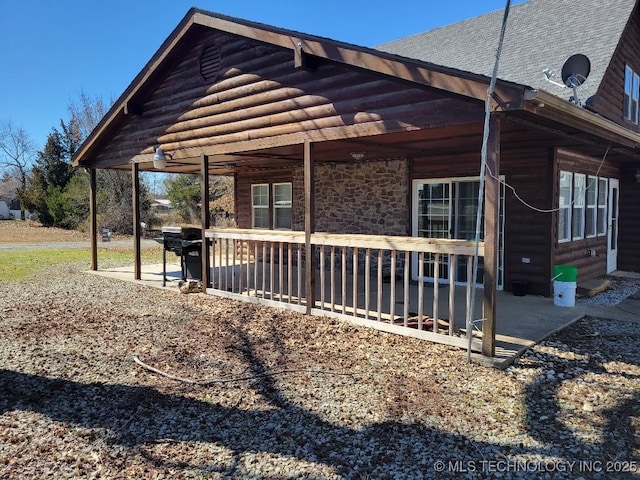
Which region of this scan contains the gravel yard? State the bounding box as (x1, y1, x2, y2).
(1, 250, 639, 478)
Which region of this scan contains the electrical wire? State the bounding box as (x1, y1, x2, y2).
(485, 145, 611, 214)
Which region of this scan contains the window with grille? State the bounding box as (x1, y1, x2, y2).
(251, 184, 269, 229)
(558, 171, 573, 243)
(251, 182, 292, 230)
(624, 65, 639, 124)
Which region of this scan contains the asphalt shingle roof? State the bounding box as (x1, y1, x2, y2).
(377, 0, 637, 104)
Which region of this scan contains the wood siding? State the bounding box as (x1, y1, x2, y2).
(411, 147, 555, 296)
(93, 30, 482, 167)
(553, 148, 621, 286)
(236, 170, 292, 229)
(592, 4, 640, 133)
(501, 147, 553, 297)
(619, 171, 640, 272)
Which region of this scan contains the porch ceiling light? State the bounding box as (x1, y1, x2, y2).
(153, 147, 172, 169)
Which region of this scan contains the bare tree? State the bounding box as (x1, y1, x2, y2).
(0, 121, 35, 218)
(0, 172, 20, 201)
(66, 90, 107, 143)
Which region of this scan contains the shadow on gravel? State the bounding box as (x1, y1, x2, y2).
(0, 368, 509, 478)
(523, 318, 640, 473)
(2, 318, 639, 478)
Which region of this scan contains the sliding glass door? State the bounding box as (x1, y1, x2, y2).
(413, 177, 504, 288)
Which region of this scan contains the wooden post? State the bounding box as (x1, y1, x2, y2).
(201, 155, 211, 288)
(483, 114, 500, 357)
(304, 139, 315, 314)
(132, 162, 141, 280)
(89, 168, 97, 271)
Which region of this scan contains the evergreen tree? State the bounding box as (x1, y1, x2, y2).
(20, 128, 74, 226)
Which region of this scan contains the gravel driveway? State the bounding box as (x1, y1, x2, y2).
(1, 262, 639, 479)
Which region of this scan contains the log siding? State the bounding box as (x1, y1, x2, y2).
(591, 5, 640, 133)
(94, 30, 483, 168)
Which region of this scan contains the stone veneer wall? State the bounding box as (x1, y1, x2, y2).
(292, 158, 409, 235)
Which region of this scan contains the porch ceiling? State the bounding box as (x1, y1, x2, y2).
(108, 109, 640, 176)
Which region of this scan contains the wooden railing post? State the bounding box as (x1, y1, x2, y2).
(201, 154, 211, 289)
(89, 168, 97, 271)
(483, 114, 500, 357)
(131, 162, 141, 280)
(304, 140, 315, 314)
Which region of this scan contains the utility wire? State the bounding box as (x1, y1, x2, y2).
(486, 145, 610, 214)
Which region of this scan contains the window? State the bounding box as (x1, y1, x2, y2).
(597, 177, 608, 236)
(251, 182, 292, 230)
(558, 171, 573, 242)
(558, 172, 610, 243)
(624, 65, 639, 123)
(572, 173, 586, 240)
(585, 176, 597, 238)
(413, 177, 505, 288)
(273, 183, 292, 230)
(251, 184, 269, 229)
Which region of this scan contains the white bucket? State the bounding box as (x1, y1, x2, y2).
(553, 281, 576, 307)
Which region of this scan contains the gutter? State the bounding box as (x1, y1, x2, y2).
(522, 89, 640, 152)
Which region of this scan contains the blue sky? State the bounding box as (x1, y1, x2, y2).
(0, 0, 524, 151)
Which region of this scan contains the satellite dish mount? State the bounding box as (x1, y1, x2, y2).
(561, 54, 591, 106)
(544, 54, 591, 106)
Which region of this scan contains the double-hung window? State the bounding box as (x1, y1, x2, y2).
(558, 172, 609, 243)
(585, 176, 597, 238)
(273, 183, 292, 230)
(624, 65, 639, 124)
(251, 184, 270, 229)
(558, 171, 573, 242)
(597, 177, 608, 236)
(572, 173, 586, 240)
(251, 182, 292, 230)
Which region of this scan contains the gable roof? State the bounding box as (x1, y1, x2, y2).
(72, 4, 640, 170)
(377, 0, 637, 105)
(72, 8, 529, 168)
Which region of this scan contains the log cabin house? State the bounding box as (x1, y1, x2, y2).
(73, 0, 640, 357)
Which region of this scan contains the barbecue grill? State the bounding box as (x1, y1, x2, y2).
(158, 226, 202, 286)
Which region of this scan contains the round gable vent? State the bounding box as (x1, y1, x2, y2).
(200, 44, 222, 82)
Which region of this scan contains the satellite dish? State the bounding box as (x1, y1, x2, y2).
(561, 54, 591, 87)
(560, 54, 591, 106)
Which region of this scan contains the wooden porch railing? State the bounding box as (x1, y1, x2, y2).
(205, 228, 485, 350)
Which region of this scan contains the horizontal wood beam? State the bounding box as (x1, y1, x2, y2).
(205, 228, 485, 256)
(124, 101, 143, 116)
(294, 43, 321, 71)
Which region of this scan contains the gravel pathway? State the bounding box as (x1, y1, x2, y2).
(1, 263, 639, 479)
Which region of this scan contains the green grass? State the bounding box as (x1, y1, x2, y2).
(0, 247, 163, 282)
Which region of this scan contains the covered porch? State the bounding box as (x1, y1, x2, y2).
(91, 237, 587, 368)
(72, 9, 640, 361)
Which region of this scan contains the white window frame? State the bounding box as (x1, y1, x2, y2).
(585, 175, 598, 238)
(272, 182, 292, 230)
(411, 176, 505, 290)
(251, 183, 270, 229)
(624, 65, 639, 124)
(597, 177, 608, 237)
(558, 171, 573, 243)
(572, 173, 586, 240)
